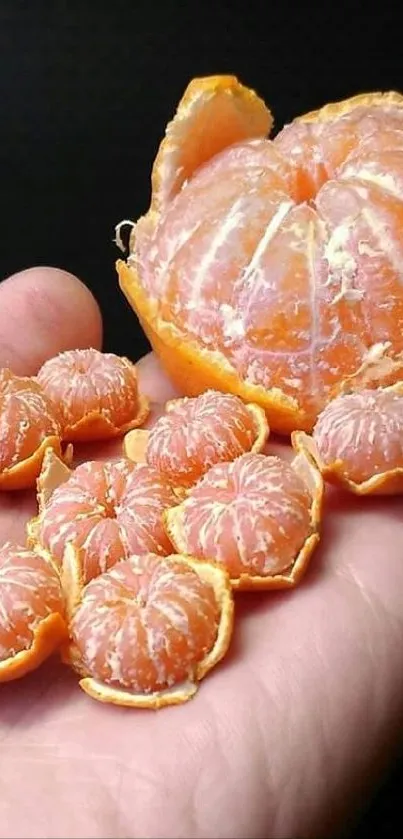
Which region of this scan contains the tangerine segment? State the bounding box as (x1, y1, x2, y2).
(164, 452, 323, 590)
(0, 368, 63, 490)
(0, 543, 67, 682)
(65, 552, 234, 708)
(293, 385, 403, 495)
(36, 348, 150, 443)
(150, 74, 272, 212)
(28, 458, 178, 584)
(119, 79, 403, 434)
(124, 390, 269, 488)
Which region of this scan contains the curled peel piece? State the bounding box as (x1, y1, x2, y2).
(26, 448, 73, 548)
(78, 677, 198, 709)
(62, 551, 234, 709)
(36, 446, 73, 510)
(0, 436, 64, 492)
(150, 74, 272, 212)
(164, 451, 324, 591)
(123, 428, 149, 463)
(293, 383, 403, 496)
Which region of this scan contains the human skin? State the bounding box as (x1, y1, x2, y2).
(1, 267, 403, 839)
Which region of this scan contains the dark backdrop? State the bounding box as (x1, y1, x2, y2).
(0, 1, 402, 835)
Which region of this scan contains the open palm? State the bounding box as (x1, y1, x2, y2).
(1, 267, 403, 839)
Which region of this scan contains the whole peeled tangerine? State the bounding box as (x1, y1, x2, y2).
(117, 75, 403, 434)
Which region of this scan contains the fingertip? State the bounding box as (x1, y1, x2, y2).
(136, 352, 181, 403)
(0, 266, 103, 375)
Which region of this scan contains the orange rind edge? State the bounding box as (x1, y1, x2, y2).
(26, 448, 74, 551)
(61, 394, 150, 443)
(297, 90, 403, 124)
(293, 429, 403, 496)
(0, 435, 63, 492)
(150, 74, 273, 212)
(163, 447, 324, 591)
(62, 552, 235, 709)
(36, 446, 73, 511)
(0, 612, 68, 683)
(117, 259, 310, 435)
(248, 402, 270, 453)
(122, 428, 149, 463)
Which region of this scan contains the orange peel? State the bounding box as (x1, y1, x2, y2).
(0, 612, 67, 683)
(0, 435, 64, 491)
(27, 448, 73, 548)
(149, 74, 272, 213)
(0, 544, 68, 683)
(292, 383, 403, 496)
(296, 91, 403, 124)
(164, 451, 324, 591)
(123, 428, 150, 463)
(62, 549, 234, 709)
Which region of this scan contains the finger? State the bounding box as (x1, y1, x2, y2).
(0, 267, 103, 375)
(136, 351, 181, 403)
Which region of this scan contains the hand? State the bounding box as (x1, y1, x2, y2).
(1, 267, 403, 839)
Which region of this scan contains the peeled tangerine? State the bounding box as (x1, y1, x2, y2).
(293, 382, 403, 495)
(0, 543, 67, 682)
(63, 547, 234, 708)
(164, 450, 324, 590)
(124, 389, 269, 487)
(36, 348, 149, 442)
(28, 450, 178, 586)
(0, 368, 63, 490)
(117, 75, 403, 435)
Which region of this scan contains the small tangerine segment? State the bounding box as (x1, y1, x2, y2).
(164, 452, 321, 589)
(29, 458, 178, 584)
(66, 552, 234, 707)
(134, 389, 269, 488)
(309, 386, 403, 493)
(0, 543, 67, 682)
(0, 368, 62, 490)
(36, 348, 149, 442)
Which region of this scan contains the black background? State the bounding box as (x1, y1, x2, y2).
(0, 1, 402, 835)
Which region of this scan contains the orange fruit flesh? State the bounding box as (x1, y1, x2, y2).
(0, 543, 67, 680)
(68, 552, 232, 697)
(0, 368, 61, 477)
(164, 452, 315, 585)
(36, 348, 149, 441)
(120, 78, 403, 434)
(145, 389, 269, 487)
(30, 458, 178, 584)
(312, 387, 403, 484)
